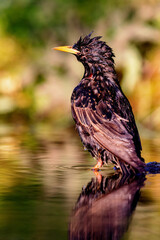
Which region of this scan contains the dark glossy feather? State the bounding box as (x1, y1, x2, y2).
(71, 81, 144, 171)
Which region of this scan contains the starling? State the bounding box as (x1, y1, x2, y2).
(54, 33, 145, 174)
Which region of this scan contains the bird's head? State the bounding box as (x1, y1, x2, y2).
(54, 32, 115, 66)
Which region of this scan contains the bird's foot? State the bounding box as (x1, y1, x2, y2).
(92, 159, 103, 171)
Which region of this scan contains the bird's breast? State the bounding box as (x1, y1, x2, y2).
(71, 79, 107, 110)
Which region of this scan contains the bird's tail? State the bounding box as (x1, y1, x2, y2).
(145, 162, 160, 174)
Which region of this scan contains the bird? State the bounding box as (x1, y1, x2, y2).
(54, 32, 145, 174)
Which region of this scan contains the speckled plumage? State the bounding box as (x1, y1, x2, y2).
(70, 33, 145, 173)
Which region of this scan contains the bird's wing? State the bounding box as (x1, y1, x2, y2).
(72, 100, 143, 169)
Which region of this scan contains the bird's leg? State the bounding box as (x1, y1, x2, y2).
(92, 156, 103, 171)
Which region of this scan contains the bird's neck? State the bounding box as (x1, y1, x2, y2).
(83, 60, 119, 85)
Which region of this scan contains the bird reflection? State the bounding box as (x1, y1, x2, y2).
(69, 172, 146, 240)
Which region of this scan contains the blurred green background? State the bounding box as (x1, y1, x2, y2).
(0, 0, 160, 131)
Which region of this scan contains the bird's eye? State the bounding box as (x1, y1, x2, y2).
(85, 49, 89, 53)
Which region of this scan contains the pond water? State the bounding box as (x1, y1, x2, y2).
(0, 123, 160, 240)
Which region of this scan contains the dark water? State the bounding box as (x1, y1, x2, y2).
(0, 123, 160, 240)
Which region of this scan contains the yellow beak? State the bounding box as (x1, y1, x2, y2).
(53, 46, 80, 54)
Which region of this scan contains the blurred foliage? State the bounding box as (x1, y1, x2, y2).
(0, 0, 160, 131)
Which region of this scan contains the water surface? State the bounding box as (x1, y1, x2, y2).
(0, 123, 160, 240)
